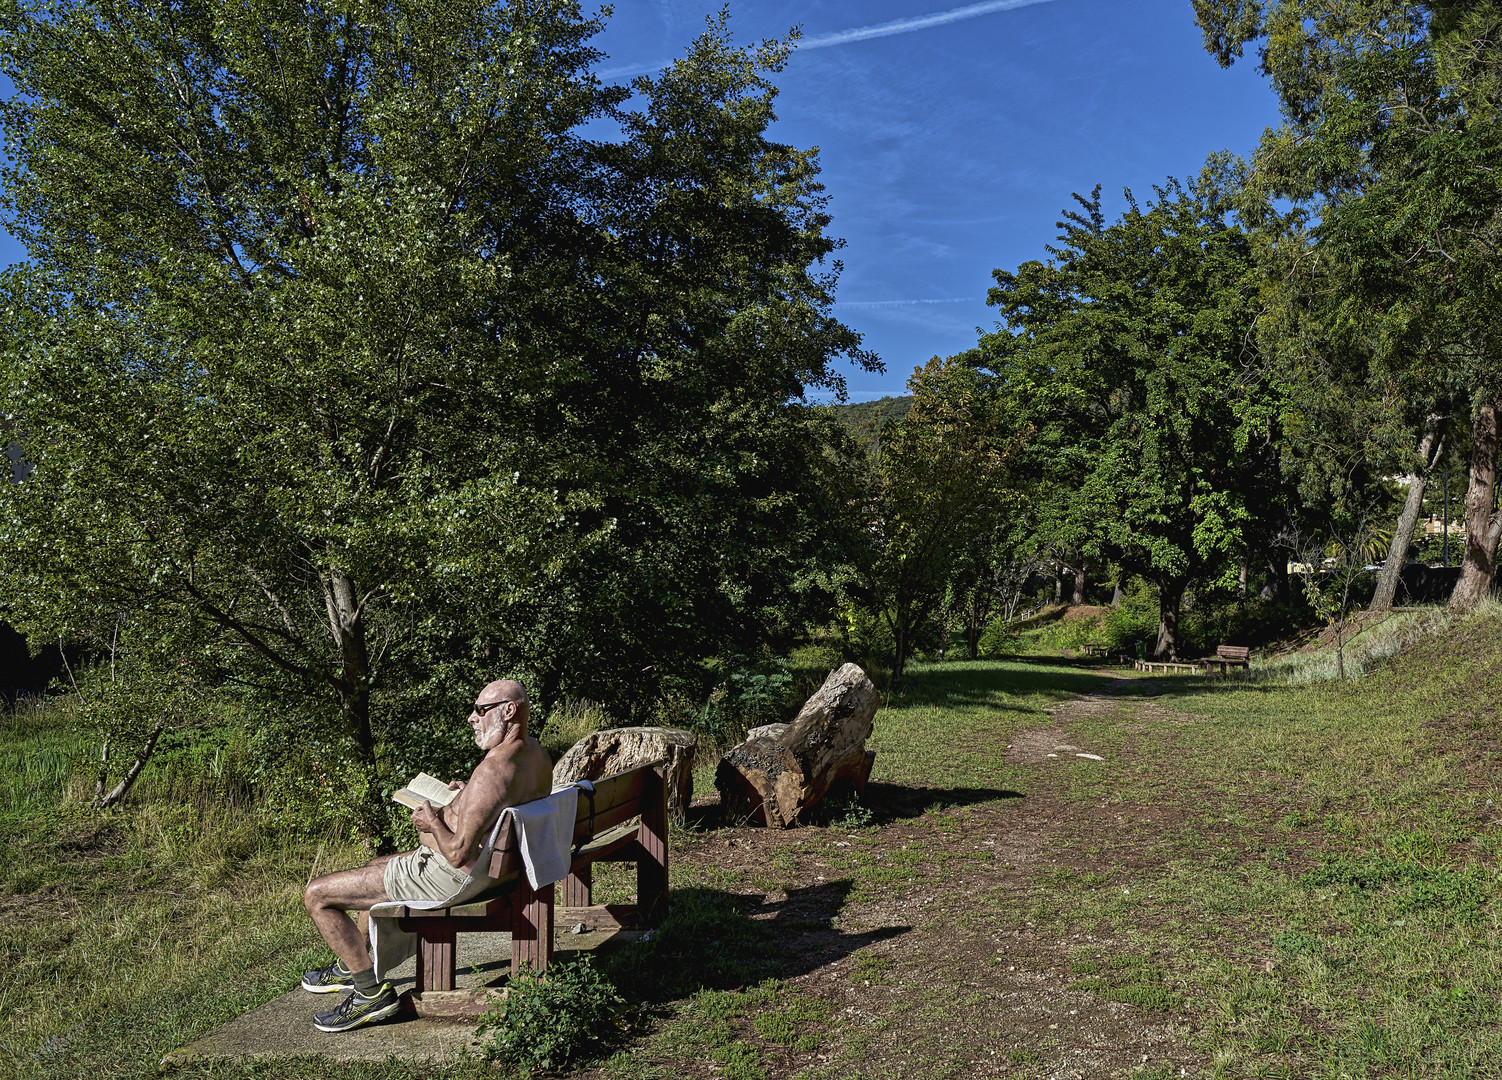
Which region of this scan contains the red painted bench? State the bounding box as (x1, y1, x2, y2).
(372, 760, 668, 1015)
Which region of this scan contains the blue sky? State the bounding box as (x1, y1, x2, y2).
(0, 0, 1282, 402)
(595, 0, 1281, 400)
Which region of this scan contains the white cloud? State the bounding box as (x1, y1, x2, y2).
(597, 0, 1066, 80)
(840, 297, 978, 309)
(799, 0, 1064, 50)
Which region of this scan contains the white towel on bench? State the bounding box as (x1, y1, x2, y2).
(512, 783, 580, 889)
(366, 783, 586, 980)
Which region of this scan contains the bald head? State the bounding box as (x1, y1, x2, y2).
(471, 679, 530, 750)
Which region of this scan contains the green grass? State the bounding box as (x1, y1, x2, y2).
(10, 607, 1502, 1077)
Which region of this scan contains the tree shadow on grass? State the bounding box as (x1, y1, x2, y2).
(600, 881, 909, 1004)
(861, 782, 1023, 822)
(898, 661, 1120, 708)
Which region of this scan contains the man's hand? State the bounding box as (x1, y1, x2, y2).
(411, 799, 442, 834)
(447, 779, 467, 792)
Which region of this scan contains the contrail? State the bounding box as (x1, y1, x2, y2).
(598, 0, 1063, 79)
(800, 0, 1062, 50)
(841, 297, 978, 309)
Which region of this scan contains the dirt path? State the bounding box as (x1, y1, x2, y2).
(597, 680, 1208, 1080)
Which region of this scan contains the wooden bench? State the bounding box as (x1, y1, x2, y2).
(373, 760, 668, 1015)
(1202, 644, 1251, 675)
(1134, 659, 1201, 675)
(1080, 644, 1110, 658)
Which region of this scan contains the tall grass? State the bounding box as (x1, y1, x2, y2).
(0, 696, 90, 821)
(0, 694, 373, 1080)
(1250, 602, 1488, 685)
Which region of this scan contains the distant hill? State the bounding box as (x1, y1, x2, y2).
(822, 395, 912, 448)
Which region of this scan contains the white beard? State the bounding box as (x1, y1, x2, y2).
(474, 717, 505, 749)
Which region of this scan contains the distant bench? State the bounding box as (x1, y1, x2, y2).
(370, 761, 668, 1016)
(1134, 658, 1201, 675)
(1202, 644, 1251, 675)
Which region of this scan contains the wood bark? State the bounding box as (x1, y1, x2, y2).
(715, 663, 880, 827)
(323, 568, 374, 764)
(552, 726, 697, 811)
(1155, 578, 1184, 659)
(1450, 400, 1502, 609)
(1371, 413, 1445, 613)
(94, 717, 166, 808)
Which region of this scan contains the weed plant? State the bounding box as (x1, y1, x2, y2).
(476, 955, 625, 1072)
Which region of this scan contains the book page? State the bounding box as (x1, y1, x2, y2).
(392, 771, 458, 810)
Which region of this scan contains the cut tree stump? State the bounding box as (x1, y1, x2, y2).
(552, 726, 696, 811)
(714, 663, 880, 827)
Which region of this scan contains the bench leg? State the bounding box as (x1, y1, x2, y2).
(564, 865, 592, 907)
(511, 879, 554, 977)
(638, 767, 669, 923)
(418, 928, 456, 993)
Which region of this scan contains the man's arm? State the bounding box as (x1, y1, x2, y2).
(411, 752, 517, 868)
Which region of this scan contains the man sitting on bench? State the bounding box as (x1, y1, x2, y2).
(299, 678, 553, 1032)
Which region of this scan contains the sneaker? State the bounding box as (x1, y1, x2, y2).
(301, 958, 355, 994)
(313, 983, 401, 1033)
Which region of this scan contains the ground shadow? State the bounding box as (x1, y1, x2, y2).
(899, 661, 1119, 708)
(685, 783, 1022, 832)
(862, 782, 1023, 822)
(601, 882, 910, 1004)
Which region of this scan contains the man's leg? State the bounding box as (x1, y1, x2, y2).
(303, 855, 396, 974)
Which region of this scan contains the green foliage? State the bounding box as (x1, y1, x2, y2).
(1100, 580, 1160, 649)
(841, 356, 1024, 685)
(689, 655, 793, 749)
(0, 0, 875, 837)
(476, 954, 626, 1074)
(1025, 615, 1103, 652)
(812, 789, 874, 830)
(538, 698, 614, 763)
(976, 616, 1020, 658)
(981, 177, 1271, 657)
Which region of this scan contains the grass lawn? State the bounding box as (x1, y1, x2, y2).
(4, 609, 1502, 1078)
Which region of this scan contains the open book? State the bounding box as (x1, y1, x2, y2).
(392, 772, 459, 811)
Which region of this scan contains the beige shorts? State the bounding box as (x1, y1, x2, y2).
(383, 845, 470, 904)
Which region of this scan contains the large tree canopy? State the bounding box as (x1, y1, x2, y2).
(1193, 0, 1502, 607)
(0, 0, 875, 819)
(980, 179, 1269, 657)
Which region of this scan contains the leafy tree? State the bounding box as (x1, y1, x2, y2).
(845, 355, 1021, 686)
(0, 0, 874, 826)
(1194, 0, 1502, 608)
(981, 179, 1269, 657)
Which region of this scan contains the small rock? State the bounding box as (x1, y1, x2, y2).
(1075, 753, 1104, 761)
(571, 922, 586, 935)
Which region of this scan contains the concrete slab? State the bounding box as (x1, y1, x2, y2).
(165, 927, 639, 1065)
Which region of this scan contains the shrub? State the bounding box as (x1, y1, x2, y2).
(539, 698, 613, 762)
(476, 954, 625, 1073)
(976, 616, 1019, 658)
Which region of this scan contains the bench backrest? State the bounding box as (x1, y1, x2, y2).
(1217, 645, 1251, 661)
(487, 759, 666, 868)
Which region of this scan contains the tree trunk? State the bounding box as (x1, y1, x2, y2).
(1071, 562, 1087, 606)
(1261, 553, 1290, 604)
(1155, 579, 1184, 659)
(324, 569, 375, 763)
(889, 612, 910, 690)
(1053, 568, 1063, 604)
(94, 717, 166, 808)
(1450, 401, 1502, 610)
(1372, 413, 1444, 613)
(965, 597, 982, 659)
(1111, 581, 1123, 605)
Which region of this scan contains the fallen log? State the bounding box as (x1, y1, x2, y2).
(714, 663, 879, 827)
